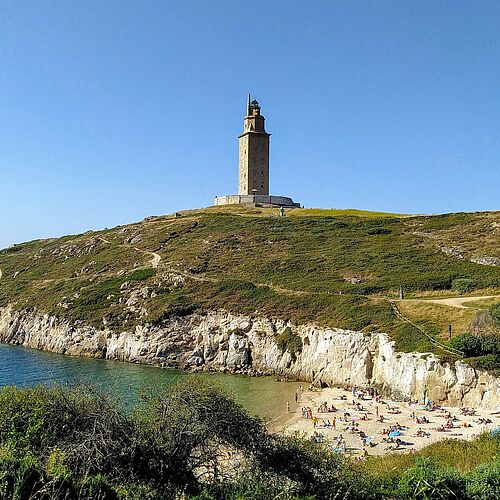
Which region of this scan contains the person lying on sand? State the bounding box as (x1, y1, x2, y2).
(477, 418, 492, 424)
(387, 408, 401, 414)
(460, 407, 476, 416)
(415, 428, 430, 438)
(416, 416, 429, 424)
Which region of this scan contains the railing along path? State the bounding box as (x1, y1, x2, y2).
(389, 300, 465, 358)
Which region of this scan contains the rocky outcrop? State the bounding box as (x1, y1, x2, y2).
(0, 305, 499, 410)
(471, 256, 500, 267)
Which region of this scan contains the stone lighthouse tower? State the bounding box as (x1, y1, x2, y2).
(238, 95, 270, 195)
(214, 95, 300, 208)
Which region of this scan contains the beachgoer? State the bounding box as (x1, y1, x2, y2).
(286, 401, 290, 413)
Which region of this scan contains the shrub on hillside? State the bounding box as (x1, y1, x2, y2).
(469, 309, 497, 335)
(274, 327, 302, 361)
(449, 333, 500, 357)
(490, 303, 500, 326)
(449, 334, 483, 357)
(451, 278, 476, 294)
(128, 268, 156, 281)
(366, 227, 392, 235)
(463, 355, 500, 375)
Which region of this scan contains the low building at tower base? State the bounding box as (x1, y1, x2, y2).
(214, 194, 301, 208)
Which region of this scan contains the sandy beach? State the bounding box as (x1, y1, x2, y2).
(278, 385, 499, 457)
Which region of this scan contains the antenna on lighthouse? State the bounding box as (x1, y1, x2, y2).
(247, 93, 251, 116)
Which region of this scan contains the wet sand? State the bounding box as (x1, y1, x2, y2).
(277, 386, 499, 457)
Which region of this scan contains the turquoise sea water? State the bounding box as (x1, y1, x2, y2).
(0, 343, 300, 421)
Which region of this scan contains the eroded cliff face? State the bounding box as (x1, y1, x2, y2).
(0, 305, 498, 410)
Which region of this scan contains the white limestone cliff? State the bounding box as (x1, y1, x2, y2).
(0, 305, 498, 410)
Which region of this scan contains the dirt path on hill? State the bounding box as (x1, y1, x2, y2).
(150, 252, 161, 269)
(422, 295, 500, 309)
(158, 262, 309, 296)
(133, 247, 161, 269)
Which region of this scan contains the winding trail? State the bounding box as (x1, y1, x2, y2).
(98, 234, 161, 269)
(133, 247, 161, 269)
(159, 264, 310, 297)
(421, 295, 500, 309)
(150, 252, 161, 269)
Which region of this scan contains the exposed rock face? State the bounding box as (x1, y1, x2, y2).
(0, 305, 498, 410)
(471, 256, 500, 267)
(441, 246, 463, 259)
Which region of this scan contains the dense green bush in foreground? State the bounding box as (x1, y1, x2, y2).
(0, 380, 498, 499)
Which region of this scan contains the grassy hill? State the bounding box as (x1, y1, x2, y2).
(0, 206, 499, 358)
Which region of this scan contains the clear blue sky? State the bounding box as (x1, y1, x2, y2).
(1, 1, 499, 248)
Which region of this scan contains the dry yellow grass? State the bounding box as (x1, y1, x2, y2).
(467, 297, 500, 308)
(288, 207, 409, 218)
(398, 300, 477, 339)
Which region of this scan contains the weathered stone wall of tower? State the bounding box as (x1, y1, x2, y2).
(238, 133, 269, 195)
(237, 97, 270, 196)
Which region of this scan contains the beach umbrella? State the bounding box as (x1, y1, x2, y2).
(389, 431, 401, 438)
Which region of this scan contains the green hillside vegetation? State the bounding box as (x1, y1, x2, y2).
(0, 207, 499, 358)
(0, 381, 498, 500)
(288, 207, 410, 218)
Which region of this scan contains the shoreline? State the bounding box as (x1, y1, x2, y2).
(275, 385, 499, 457)
(2, 304, 500, 411)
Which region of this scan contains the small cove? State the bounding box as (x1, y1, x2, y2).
(0, 342, 300, 422)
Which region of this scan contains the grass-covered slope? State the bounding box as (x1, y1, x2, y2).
(0, 206, 499, 354)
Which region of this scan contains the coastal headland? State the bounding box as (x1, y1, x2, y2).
(0, 206, 499, 414)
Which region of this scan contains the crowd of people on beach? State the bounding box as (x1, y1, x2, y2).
(285, 384, 498, 460)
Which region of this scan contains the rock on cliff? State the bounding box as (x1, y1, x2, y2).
(0, 305, 498, 410)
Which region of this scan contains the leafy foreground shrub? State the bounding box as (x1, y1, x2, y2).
(0, 381, 356, 499)
(389, 456, 500, 500)
(0, 381, 498, 499)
